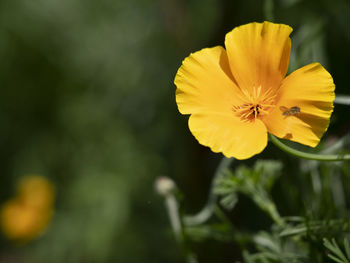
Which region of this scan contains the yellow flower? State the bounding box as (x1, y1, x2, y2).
(1, 176, 55, 242)
(174, 21, 335, 160)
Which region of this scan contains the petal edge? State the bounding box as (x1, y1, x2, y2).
(189, 113, 268, 160)
(263, 63, 335, 147)
(175, 46, 243, 115)
(225, 21, 293, 93)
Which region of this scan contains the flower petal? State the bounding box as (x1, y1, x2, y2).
(175, 46, 244, 115)
(263, 63, 335, 147)
(189, 113, 267, 159)
(225, 21, 292, 93)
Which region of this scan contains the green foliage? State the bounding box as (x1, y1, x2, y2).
(215, 160, 282, 224)
(280, 219, 350, 238)
(186, 222, 236, 243)
(242, 231, 308, 263)
(324, 238, 350, 263)
(181, 149, 350, 263)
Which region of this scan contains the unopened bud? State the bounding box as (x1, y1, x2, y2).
(155, 176, 176, 197)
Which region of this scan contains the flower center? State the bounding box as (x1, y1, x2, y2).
(232, 86, 277, 121)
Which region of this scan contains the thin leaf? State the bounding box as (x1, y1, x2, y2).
(324, 238, 350, 263)
(344, 238, 350, 260)
(328, 254, 347, 263)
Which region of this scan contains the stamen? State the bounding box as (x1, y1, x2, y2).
(232, 86, 277, 121)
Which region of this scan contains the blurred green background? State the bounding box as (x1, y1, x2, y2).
(0, 0, 349, 262)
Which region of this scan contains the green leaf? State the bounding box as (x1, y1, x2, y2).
(323, 238, 350, 263)
(214, 160, 283, 225)
(344, 238, 350, 259)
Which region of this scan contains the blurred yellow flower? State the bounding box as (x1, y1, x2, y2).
(1, 176, 55, 242)
(174, 21, 335, 159)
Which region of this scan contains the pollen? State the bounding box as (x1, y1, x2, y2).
(233, 86, 277, 121)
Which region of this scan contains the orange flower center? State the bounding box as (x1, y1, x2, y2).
(233, 86, 277, 121)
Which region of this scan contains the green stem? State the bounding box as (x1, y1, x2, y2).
(263, 0, 274, 21)
(321, 133, 350, 154)
(269, 134, 350, 161)
(155, 177, 197, 263)
(183, 157, 234, 226)
(164, 194, 183, 243)
(163, 192, 197, 263)
(335, 95, 350, 105)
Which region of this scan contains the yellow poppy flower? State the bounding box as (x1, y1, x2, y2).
(1, 176, 55, 242)
(175, 21, 335, 160)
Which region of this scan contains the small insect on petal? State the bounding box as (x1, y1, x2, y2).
(280, 106, 300, 116)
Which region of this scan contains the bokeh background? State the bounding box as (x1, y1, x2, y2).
(0, 0, 349, 262)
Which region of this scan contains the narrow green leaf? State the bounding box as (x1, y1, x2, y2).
(328, 253, 346, 263)
(344, 238, 350, 260)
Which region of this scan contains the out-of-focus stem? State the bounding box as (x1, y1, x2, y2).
(334, 95, 350, 105)
(321, 133, 350, 154)
(155, 176, 197, 263)
(183, 157, 234, 226)
(263, 0, 274, 21)
(165, 194, 183, 243)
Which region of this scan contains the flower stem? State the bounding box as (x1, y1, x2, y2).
(164, 194, 198, 263)
(183, 157, 234, 226)
(263, 0, 274, 22)
(164, 194, 183, 243)
(268, 134, 350, 161)
(321, 133, 350, 154)
(155, 176, 197, 263)
(334, 94, 350, 105)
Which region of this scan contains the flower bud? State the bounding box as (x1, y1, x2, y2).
(154, 176, 176, 197)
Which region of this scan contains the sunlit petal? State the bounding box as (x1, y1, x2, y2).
(189, 113, 267, 159)
(175, 46, 244, 115)
(263, 63, 335, 147)
(225, 21, 292, 93)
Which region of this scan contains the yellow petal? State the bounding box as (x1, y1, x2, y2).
(263, 63, 335, 147)
(225, 21, 292, 93)
(189, 113, 267, 159)
(175, 46, 244, 115)
(18, 176, 55, 209)
(1, 200, 52, 241)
